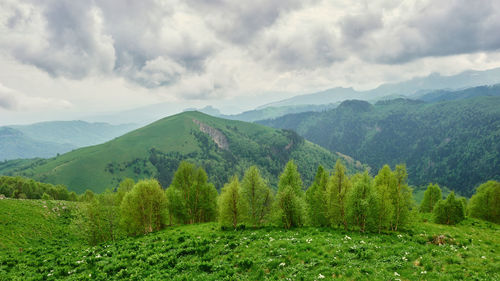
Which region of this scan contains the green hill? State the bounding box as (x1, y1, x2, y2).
(260, 96, 500, 196)
(0, 111, 360, 194)
(0, 198, 81, 250)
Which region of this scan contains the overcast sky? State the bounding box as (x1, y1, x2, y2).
(1, 0, 500, 125)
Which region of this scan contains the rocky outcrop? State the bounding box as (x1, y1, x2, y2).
(193, 119, 229, 150)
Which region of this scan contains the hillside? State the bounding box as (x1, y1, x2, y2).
(260, 96, 500, 196)
(413, 84, 500, 103)
(0, 127, 75, 160)
(1, 216, 498, 280)
(0, 121, 138, 160)
(0, 112, 360, 194)
(0, 198, 81, 250)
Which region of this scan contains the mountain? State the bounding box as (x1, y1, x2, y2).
(10, 120, 139, 147)
(259, 96, 500, 196)
(0, 111, 363, 194)
(261, 67, 500, 108)
(0, 121, 139, 160)
(223, 103, 339, 122)
(0, 127, 75, 160)
(412, 84, 500, 103)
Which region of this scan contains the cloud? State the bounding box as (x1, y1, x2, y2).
(350, 0, 500, 63)
(1, 0, 500, 109)
(0, 82, 72, 111)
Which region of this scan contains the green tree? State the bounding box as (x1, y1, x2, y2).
(165, 187, 184, 225)
(346, 172, 377, 232)
(306, 165, 329, 227)
(218, 176, 245, 228)
(240, 166, 273, 227)
(420, 183, 442, 213)
(169, 161, 218, 224)
(120, 179, 167, 235)
(273, 160, 306, 228)
(41, 192, 52, 200)
(433, 192, 465, 225)
(469, 180, 500, 223)
(390, 164, 413, 231)
(326, 160, 350, 229)
(373, 165, 395, 232)
(116, 178, 135, 205)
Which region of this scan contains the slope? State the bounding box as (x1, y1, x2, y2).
(260, 97, 500, 196)
(0, 127, 75, 161)
(0, 111, 361, 194)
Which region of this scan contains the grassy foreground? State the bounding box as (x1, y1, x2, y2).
(0, 200, 499, 280)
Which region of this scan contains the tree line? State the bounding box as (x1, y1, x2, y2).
(0, 176, 78, 201)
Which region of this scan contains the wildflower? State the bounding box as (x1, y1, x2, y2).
(397, 234, 403, 238)
(421, 271, 427, 274)
(481, 256, 486, 259)
(279, 262, 286, 267)
(360, 240, 366, 244)
(344, 235, 352, 240)
(402, 256, 408, 261)
(318, 273, 325, 279)
(394, 272, 400, 276)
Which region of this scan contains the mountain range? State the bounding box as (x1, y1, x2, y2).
(0, 111, 362, 194)
(0, 121, 139, 161)
(260, 96, 500, 196)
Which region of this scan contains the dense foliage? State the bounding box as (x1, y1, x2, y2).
(0, 175, 77, 201)
(433, 192, 466, 225)
(468, 180, 500, 224)
(260, 96, 500, 196)
(420, 183, 442, 213)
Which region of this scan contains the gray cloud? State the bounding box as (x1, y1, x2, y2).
(0, 94, 17, 110)
(354, 0, 500, 63)
(1, 0, 500, 97)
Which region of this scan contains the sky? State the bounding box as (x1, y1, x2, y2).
(1, 0, 500, 125)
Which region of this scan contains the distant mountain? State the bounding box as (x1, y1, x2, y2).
(0, 127, 75, 160)
(259, 96, 500, 196)
(412, 84, 500, 103)
(0, 121, 139, 160)
(0, 112, 363, 194)
(223, 103, 339, 122)
(261, 67, 500, 108)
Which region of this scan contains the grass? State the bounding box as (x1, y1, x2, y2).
(0, 199, 81, 251)
(1, 199, 498, 280)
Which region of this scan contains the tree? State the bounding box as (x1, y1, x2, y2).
(433, 192, 465, 225)
(373, 165, 395, 232)
(420, 183, 442, 213)
(218, 176, 245, 228)
(120, 179, 167, 235)
(116, 178, 135, 205)
(306, 165, 329, 227)
(346, 172, 377, 232)
(168, 161, 218, 224)
(469, 180, 500, 223)
(273, 160, 306, 228)
(389, 164, 413, 231)
(326, 160, 350, 229)
(240, 166, 273, 227)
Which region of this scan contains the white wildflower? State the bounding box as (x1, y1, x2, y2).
(421, 271, 427, 274)
(394, 272, 400, 276)
(481, 256, 486, 259)
(402, 256, 408, 261)
(360, 240, 366, 244)
(318, 273, 325, 279)
(344, 235, 352, 240)
(397, 234, 403, 238)
(279, 262, 286, 267)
